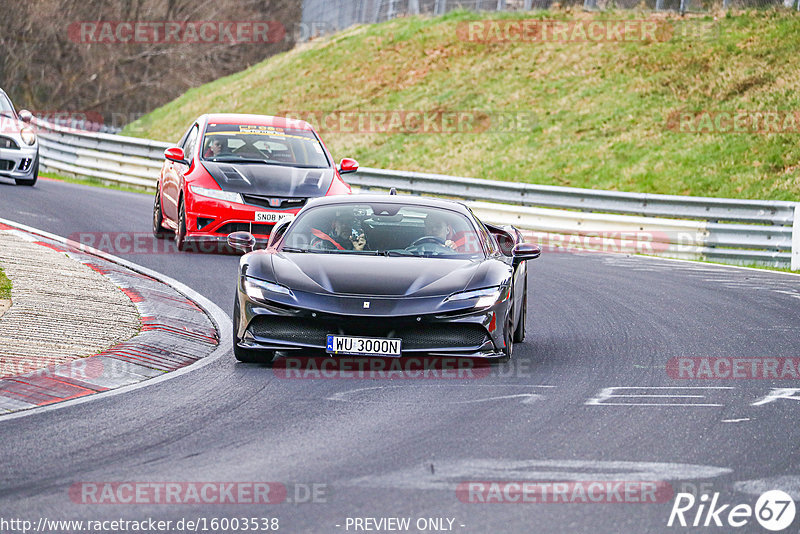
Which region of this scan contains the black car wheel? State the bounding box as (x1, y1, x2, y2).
(14, 154, 38, 186)
(233, 295, 275, 364)
(513, 280, 527, 343)
(175, 197, 188, 251)
(497, 311, 514, 363)
(153, 187, 170, 239)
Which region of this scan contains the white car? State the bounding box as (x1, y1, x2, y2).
(0, 88, 39, 186)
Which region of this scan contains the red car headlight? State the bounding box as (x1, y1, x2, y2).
(190, 185, 243, 204)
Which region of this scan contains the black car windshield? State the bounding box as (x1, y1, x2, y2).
(201, 123, 329, 168)
(280, 203, 486, 258)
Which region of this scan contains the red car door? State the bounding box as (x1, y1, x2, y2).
(162, 123, 198, 222)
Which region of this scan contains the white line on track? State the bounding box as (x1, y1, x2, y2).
(326, 384, 554, 405)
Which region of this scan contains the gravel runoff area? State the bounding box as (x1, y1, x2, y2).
(0, 227, 140, 378)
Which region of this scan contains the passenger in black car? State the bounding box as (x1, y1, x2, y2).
(311, 211, 367, 250)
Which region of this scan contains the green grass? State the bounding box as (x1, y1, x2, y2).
(705, 261, 800, 274)
(123, 8, 800, 201)
(41, 172, 151, 195)
(0, 267, 11, 300)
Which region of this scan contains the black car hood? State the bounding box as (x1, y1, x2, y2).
(202, 161, 334, 197)
(263, 253, 495, 298)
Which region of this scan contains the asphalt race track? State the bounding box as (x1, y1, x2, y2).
(1, 177, 799, 533)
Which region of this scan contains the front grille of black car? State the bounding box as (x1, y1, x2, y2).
(217, 223, 273, 236)
(0, 136, 19, 150)
(249, 316, 488, 350)
(251, 317, 330, 343)
(0, 160, 14, 171)
(394, 326, 487, 348)
(242, 195, 307, 210)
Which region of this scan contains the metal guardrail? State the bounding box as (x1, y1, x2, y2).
(351, 171, 798, 270)
(35, 118, 169, 189)
(32, 118, 799, 270)
(351, 168, 797, 225)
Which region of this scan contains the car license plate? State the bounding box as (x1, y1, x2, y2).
(255, 212, 293, 223)
(326, 335, 402, 357)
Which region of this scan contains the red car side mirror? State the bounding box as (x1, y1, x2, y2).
(164, 147, 187, 164)
(338, 158, 358, 174)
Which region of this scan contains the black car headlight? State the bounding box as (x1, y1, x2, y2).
(445, 286, 505, 309)
(244, 277, 293, 301)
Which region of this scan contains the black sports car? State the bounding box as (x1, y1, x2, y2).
(228, 194, 540, 364)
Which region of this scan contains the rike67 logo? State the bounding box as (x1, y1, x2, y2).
(668, 490, 796, 531)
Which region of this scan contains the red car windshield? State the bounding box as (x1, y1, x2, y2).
(201, 123, 329, 168)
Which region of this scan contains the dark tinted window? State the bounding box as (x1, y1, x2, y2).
(202, 123, 329, 168)
(282, 203, 485, 258)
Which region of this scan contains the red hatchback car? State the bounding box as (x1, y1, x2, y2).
(153, 113, 356, 250)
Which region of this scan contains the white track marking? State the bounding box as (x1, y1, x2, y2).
(343, 459, 733, 491)
(586, 386, 734, 407)
(326, 384, 553, 405)
(735, 476, 800, 499)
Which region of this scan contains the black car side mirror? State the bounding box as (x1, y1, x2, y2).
(268, 218, 292, 248)
(228, 231, 256, 253)
(512, 243, 541, 265)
